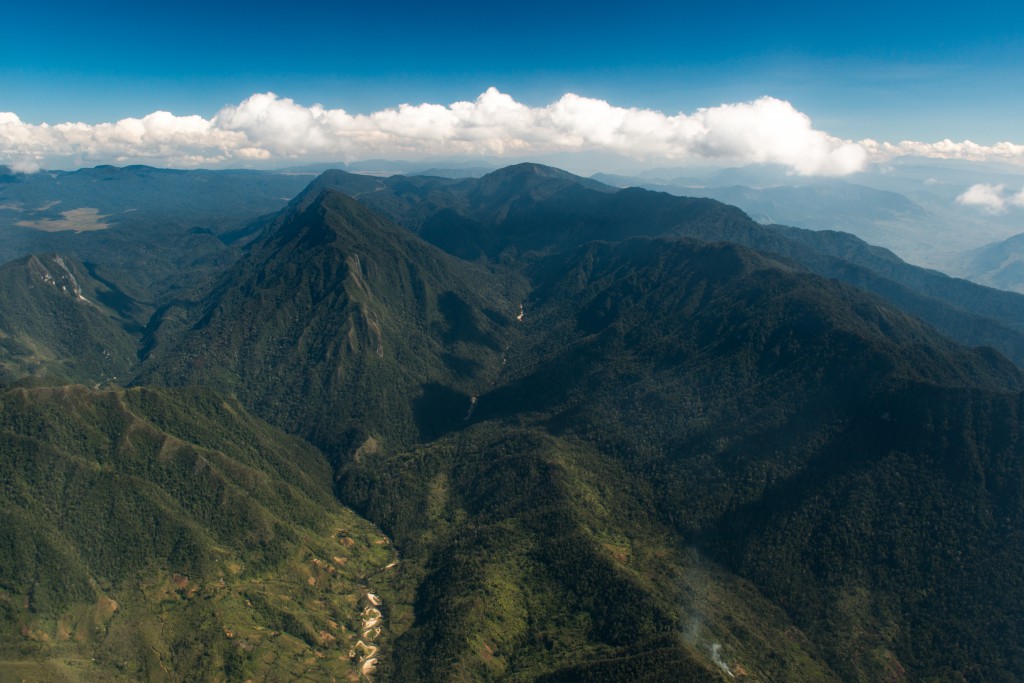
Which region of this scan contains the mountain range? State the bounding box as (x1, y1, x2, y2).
(288, 164, 1024, 366)
(594, 161, 1024, 295)
(1, 162, 1024, 681)
(0, 165, 315, 306)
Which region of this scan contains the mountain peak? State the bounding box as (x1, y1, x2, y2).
(260, 187, 392, 254)
(142, 186, 516, 451)
(289, 169, 388, 212)
(481, 162, 578, 179)
(477, 162, 610, 190)
(464, 163, 613, 224)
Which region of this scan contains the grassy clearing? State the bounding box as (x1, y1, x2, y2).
(0, 506, 405, 682)
(17, 208, 111, 232)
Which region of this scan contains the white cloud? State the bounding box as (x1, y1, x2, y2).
(956, 183, 1024, 214)
(212, 90, 870, 173)
(863, 139, 1024, 164)
(1, 89, 1022, 176)
(0, 109, 249, 168)
(957, 184, 1009, 213)
(8, 157, 41, 174)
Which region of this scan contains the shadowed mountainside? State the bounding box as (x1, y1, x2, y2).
(4, 164, 1024, 680)
(138, 189, 526, 458)
(137, 181, 1024, 680)
(337, 237, 1024, 680)
(300, 164, 1024, 366)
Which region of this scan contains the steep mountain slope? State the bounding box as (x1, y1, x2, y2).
(138, 189, 525, 457)
(302, 164, 1024, 366)
(338, 420, 838, 682)
(78, 167, 1024, 680)
(501, 238, 1024, 680)
(335, 237, 1024, 681)
(132, 174, 1024, 679)
(0, 254, 139, 385)
(768, 224, 1024, 351)
(0, 384, 404, 682)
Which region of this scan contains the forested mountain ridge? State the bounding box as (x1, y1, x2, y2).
(134, 173, 1024, 680)
(365, 236, 1024, 680)
(137, 188, 526, 458)
(2, 164, 1024, 681)
(479, 237, 1024, 679)
(302, 163, 1024, 366)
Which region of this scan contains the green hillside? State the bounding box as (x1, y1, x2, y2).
(134, 178, 1024, 680)
(139, 189, 527, 457)
(0, 384, 406, 682)
(338, 422, 839, 681)
(332, 237, 1024, 681)
(0, 254, 139, 386)
(305, 164, 1024, 366)
(4, 165, 1024, 680)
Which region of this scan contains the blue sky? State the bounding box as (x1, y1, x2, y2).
(2, 0, 1023, 171)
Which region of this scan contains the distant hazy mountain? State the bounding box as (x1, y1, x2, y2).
(0, 165, 315, 303)
(0, 165, 312, 242)
(595, 161, 1024, 291)
(276, 160, 497, 177)
(950, 231, 1024, 293)
(412, 166, 495, 179)
(594, 174, 929, 245)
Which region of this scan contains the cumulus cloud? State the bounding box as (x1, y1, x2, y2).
(0, 109, 249, 168)
(211, 90, 872, 174)
(0, 89, 867, 174)
(1, 88, 1022, 176)
(8, 157, 41, 174)
(863, 139, 1024, 165)
(957, 183, 1024, 213)
(957, 184, 1009, 213)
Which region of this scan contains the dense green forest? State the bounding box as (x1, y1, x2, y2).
(0, 385, 404, 681)
(137, 190, 528, 456)
(2, 163, 1024, 681)
(306, 163, 1024, 366)
(0, 254, 139, 385)
(0, 165, 315, 307)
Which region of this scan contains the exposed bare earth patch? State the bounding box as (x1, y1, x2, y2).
(17, 207, 111, 232)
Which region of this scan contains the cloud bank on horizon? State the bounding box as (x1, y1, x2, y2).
(2, 88, 1023, 176)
